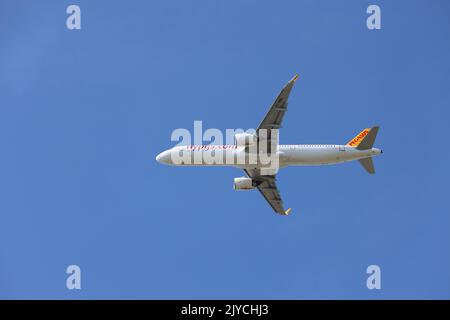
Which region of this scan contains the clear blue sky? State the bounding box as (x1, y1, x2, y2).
(1, 0, 449, 299)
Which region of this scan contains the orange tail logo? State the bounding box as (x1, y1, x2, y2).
(346, 128, 370, 147)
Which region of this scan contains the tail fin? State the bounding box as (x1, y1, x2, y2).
(358, 158, 375, 174)
(346, 126, 379, 150)
(348, 126, 380, 174)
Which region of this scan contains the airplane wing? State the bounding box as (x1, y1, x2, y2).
(244, 75, 298, 215)
(244, 169, 292, 216)
(257, 74, 299, 132)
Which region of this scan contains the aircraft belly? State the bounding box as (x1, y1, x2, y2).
(284, 148, 349, 165)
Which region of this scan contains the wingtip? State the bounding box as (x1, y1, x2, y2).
(285, 208, 292, 215)
(290, 74, 299, 83)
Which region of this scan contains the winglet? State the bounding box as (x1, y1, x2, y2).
(290, 74, 299, 83)
(284, 208, 292, 215)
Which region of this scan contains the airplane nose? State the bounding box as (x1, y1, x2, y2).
(156, 150, 171, 165)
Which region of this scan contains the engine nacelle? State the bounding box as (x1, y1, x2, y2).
(234, 133, 257, 147)
(233, 177, 255, 190)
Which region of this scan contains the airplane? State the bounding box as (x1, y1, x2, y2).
(156, 74, 382, 215)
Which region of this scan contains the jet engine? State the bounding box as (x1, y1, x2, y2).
(233, 177, 256, 190)
(234, 133, 257, 147)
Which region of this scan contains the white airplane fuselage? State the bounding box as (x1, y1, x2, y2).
(155, 74, 383, 215)
(156, 144, 382, 168)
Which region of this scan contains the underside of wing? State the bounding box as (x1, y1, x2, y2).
(257, 74, 299, 131)
(244, 169, 291, 216)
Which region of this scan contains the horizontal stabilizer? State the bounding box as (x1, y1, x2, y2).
(358, 157, 375, 174)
